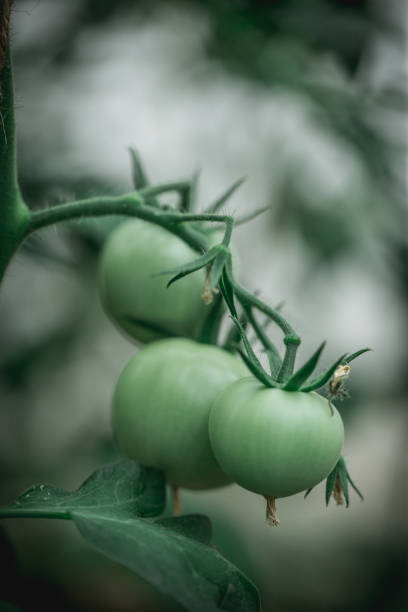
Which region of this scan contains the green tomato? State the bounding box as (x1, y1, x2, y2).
(112, 338, 247, 490)
(98, 219, 211, 343)
(209, 378, 344, 498)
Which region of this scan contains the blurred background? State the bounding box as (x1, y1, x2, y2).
(1, 0, 407, 610)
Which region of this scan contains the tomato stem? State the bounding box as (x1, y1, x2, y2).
(265, 496, 280, 527)
(28, 194, 210, 253)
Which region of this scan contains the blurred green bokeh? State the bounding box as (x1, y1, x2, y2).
(1, 1, 407, 611)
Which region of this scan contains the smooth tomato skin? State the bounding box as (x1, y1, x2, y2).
(113, 338, 247, 489)
(209, 378, 344, 498)
(98, 219, 210, 343)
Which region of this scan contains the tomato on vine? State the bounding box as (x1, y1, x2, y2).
(98, 219, 216, 343)
(112, 338, 247, 505)
(209, 379, 344, 525)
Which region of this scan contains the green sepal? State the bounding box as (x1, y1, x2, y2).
(234, 205, 271, 227)
(128, 147, 150, 190)
(236, 348, 275, 388)
(223, 312, 248, 352)
(283, 342, 326, 391)
(204, 178, 245, 214)
(304, 487, 313, 499)
(198, 293, 224, 345)
(265, 348, 281, 379)
(181, 169, 200, 212)
(342, 348, 372, 365)
(128, 147, 160, 208)
(337, 459, 350, 507)
(155, 247, 219, 288)
(325, 465, 338, 506)
(219, 268, 238, 318)
(232, 317, 276, 388)
(209, 248, 230, 290)
(244, 306, 282, 379)
(301, 353, 347, 392)
(347, 471, 364, 502)
(305, 457, 364, 507)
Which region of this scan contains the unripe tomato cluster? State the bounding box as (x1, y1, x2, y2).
(99, 220, 345, 523)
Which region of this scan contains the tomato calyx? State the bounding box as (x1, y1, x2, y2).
(228, 315, 371, 400)
(304, 456, 364, 507)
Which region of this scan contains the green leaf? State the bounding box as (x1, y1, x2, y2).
(0, 461, 165, 520)
(301, 353, 347, 392)
(283, 342, 326, 391)
(325, 465, 338, 506)
(204, 178, 245, 214)
(342, 348, 372, 365)
(304, 487, 313, 499)
(155, 514, 212, 545)
(73, 512, 260, 612)
(0, 463, 260, 611)
(155, 247, 219, 288)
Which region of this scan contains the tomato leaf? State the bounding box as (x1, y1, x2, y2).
(300, 353, 347, 392)
(155, 514, 212, 545)
(0, 461, 165, 520)
(204, 178, 245, 214)
(73, 512, 260, 612)
(0, 462, 260, 611)
(283, 342, 326, 391)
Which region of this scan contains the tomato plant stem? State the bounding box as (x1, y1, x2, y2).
(0, 39, 30, 282)
(28, 194, 209, 253)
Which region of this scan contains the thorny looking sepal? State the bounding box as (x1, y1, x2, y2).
(155, 244, 232, 305)
(230, 316, 277, 388)
(283, 342, 326, 391)
(300, 347, 371, 394)
(304, 456, 364, 508)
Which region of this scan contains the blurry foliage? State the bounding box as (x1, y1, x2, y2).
(2, 1, 407, 611)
